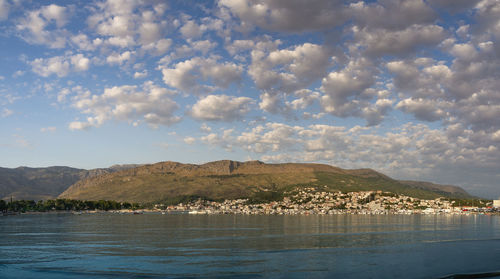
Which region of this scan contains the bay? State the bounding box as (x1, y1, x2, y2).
(1, 213, 500, 278)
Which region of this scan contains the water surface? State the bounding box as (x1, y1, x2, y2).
(1, 213, 499, 278)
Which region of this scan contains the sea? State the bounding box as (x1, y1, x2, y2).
(0, 213, 499, 279)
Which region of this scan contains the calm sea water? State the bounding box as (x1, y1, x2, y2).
(1, 213, 499, 279)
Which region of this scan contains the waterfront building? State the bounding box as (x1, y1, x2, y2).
(493, 199, 500, 208)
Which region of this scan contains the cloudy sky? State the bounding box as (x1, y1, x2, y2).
(0, 0, 499, 198)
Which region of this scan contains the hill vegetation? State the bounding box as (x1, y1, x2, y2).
(59, 160, 475, 203)
(0, 165, 141, 201)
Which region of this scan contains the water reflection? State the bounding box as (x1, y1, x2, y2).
(1, 213, 499, 278)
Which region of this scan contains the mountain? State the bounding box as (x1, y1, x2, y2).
(398, 180, 471, 199)
(0, 165, 141, 201)
(59, 160, 474, 203)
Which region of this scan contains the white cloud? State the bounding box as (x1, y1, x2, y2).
(139, 21, 161, 45)
(40, 4, 68, 27)
(0, 0, 10, 21)
(450, 43, 478, 61)
(31, 56, 70, 77)
(180, 20, 205, 38)
(200, 123, 212, 133)
(288, 89, 320, 110)
(198, 121, 500, 196)
(386, 48, 500, 131)
(183, 136, 196, 145)
(69, 81, 179, 130)
(161, 57, 243, 94)
(1, 108, 13, 117)
(258, 92, 290, 115)
(70, 54, 90, 71)
(16, 4, 69, 48)
(319, 57, 390, 124)
(13, 134, 33, 149)
(429, 0, 480, 14)
(249, 43, 332, 92)
(134, 70, 147, 79)
(201, 129, 235, 151)
(69, 121, 92, 131)
(396, 98, 448, 122)
(142, 38, 172, 55)
(70, 34, 102, 51)
(40, 127, 57, 133)
(158, 40, 218, 65)
(226, 39, 255, 56)
(87, 0, 169, 49)
(351, 0, 436, 30)
(12, 70, 25, 78)
(106, 51, 134, 65)
(352, 24, 446, 57)
(219, 0, 349, 32)
(31, 54, 91, 77)
(190, 94, 254, 121)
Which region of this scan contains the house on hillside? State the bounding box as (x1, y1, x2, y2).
(493, 199, 500, 208)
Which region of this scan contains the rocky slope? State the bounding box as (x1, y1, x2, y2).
(0, 164, 141, 200)
(59, 160, 474, 203)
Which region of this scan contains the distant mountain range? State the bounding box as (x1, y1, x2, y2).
(0, 165, 141, 200)
(54, 160, 474, 203)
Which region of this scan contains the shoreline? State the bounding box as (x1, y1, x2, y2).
(6, 209, 499, 217)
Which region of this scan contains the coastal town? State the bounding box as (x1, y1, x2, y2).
(155, 187, 498, 215)
(3, 187, 498, 216)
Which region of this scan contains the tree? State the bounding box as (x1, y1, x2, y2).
(0, 200, 6, 212)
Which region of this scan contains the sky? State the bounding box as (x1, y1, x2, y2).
(0, 0, 499, 198)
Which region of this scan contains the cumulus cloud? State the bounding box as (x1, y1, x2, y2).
(1, 108, 13, 117)
(40, 126, 57, 133)
(16, 4, 69, 48)
(0, 0, 10, 21)
(190, 94, 254, 121)
(258, 92, 291, 115)
(69, 121, 92, 131)
(353, 24, 446, 57)
(180, 20, 204, 38)
(429, 0, 481, 14)
(161, 57, 243, 94)
(106, 51, 134, 65)
(183, 136, 196, 145)
(3, 0, 500, 198)
(198, 121, 500, 197)
(70, 33, 102, 51)
(30, 54, 91, 77)
(249, 43, 332, 92)
(201, 129, 235, 151)
(219, 0, 349, 32)
(69, 81, 180, 130)
(351, 0, 436, 30)
(396, 98, 448, 122)
(87, 0, 168, 49)
(158, 39, 218, 64)
(288, 89, 321, 110)
(318, 57, 393, 125)
(142, 38, 172, 55)
(386, 40, 500, 131)
(248, 42, 332, 115)
(237, 122, 303, 153)
(134, 70, 147, 79)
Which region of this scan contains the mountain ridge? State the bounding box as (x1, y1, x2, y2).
(0, 164, 141, 200)
(58, 160, 474, 202)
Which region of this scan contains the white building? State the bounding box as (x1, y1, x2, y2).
(493, 200, 500, 208)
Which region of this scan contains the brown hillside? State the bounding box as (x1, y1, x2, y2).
(58, 160, 473, 203)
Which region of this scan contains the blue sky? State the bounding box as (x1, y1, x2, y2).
(1, 0, 499, 198)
